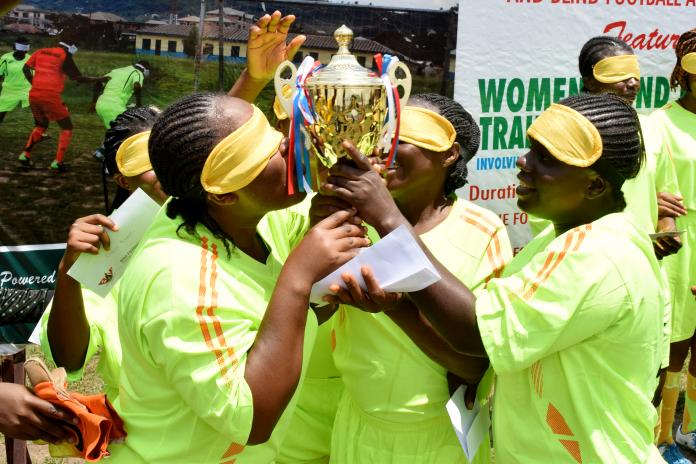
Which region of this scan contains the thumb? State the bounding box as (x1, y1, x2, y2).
(341, 140, 373, 171)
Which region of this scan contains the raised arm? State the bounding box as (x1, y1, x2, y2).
(228, 10, 305, 102)
(47, 215, 118, 371)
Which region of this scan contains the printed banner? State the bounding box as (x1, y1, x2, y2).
(0, 243, 65, 345)
(454, 0, 695, 252)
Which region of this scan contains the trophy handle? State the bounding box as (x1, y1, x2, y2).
(388, 61, 412, 107)
(274, 60, 297, 117)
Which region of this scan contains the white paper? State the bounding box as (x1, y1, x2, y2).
(310, 225, 440, 304)
(28, 322, 41, 345)
(67, 189, 160, 297)
(446, 385, 490, 462)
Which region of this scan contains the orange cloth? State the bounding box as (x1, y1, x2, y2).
(32, 381, 126, 462)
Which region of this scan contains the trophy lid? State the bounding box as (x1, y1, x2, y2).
(305, 25, 384, 87)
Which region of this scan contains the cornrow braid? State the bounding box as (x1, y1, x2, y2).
(670, 29, 696, 92)
(578, 36, 633, 91)
(407, 93, 481, 195)
(559, 93, 644, 210)
(148, 92, 235, 255)
(102, 106, 161, 176)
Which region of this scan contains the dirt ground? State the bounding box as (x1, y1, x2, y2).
(0, 135, 116, 246)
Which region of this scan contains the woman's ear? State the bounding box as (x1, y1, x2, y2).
(586, 173, 610, 200)
(583, 75, 599, 93)
(113, 173, 130, 191)
(442, 142, 461, 169)
(207, 192, 238, 206)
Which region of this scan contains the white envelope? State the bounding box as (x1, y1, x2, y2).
(67, 188, 160, 297)
(310, 225, 440, 304)
(446, 385, 491, 462)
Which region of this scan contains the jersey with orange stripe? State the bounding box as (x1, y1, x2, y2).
(330, 199, 512, 463)
(477, 212, 665, 463)
(111, 205, 317, 464)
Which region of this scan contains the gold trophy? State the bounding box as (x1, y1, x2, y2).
(274, 25, 411, 189)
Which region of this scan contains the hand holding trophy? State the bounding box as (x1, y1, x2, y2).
(274, 25, 412, 193)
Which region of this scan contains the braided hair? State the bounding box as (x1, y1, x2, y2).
(101, 106, 160, 211)
(670, 29, 696, 92)
(103, 106, 161, 177)
(578, 36, 634, 92)
(559, 93, 644, 210)
(148, 92, 238, 255)
(406, 93, 480, 195)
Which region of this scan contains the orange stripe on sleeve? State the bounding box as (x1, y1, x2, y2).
(522, 225, 589, 300)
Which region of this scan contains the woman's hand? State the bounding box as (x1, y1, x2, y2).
(287, 209, 369, 284)
(0, 383, 77, 443)
(322, 141, 405, 235)
(322, 266, 402, 313)
(247, 11, 306, 82)
(657, 191, 687, 219)
(653, 216, 682, 259)
(309, 194, 362, 227)
(60, 214, 118, 272)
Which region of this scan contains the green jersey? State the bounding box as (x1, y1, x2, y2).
(477, 213, 665, 463)
(0, 52, 31, 93)
(650, 101, 696, 342)
(38, 286, 121, 401)
(334, 199, 511, 422)
(101, 65, 143, 107)
(111, 205, 317, 464)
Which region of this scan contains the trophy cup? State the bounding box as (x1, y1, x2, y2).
(274, 25, 412, 191)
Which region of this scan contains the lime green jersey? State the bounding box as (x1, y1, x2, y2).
(477, 212, 665, 463)
(101, 65, 143, 107)
(0, 52, 31, 93)
(649, 101, 696, 343)
(38, 285, 121, 401)
(333, 199, 512, 422)
(111, 205, 317, 464)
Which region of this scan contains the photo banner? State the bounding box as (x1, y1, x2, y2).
(454, 0, 695, 253)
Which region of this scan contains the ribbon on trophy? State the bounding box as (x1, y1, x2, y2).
(374, 53, 402, 168)
(287, 56, 324, 194)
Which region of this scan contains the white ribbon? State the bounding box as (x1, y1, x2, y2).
(378, 57, 399, 154)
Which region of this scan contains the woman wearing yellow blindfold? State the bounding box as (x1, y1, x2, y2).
(651, 29, 696, 462)
(321, 91, 666, 463)
(37, 106, 166, 413)
(107, 93, 370, 464)
(579, 36, 641, 105)
(313, 94, 512, 464)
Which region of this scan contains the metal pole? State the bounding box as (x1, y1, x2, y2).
(218, 0, 224, 90)
(193, 0, 206, 91)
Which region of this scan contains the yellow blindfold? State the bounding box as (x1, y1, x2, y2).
(201, 105, 283, 194)
(682, 52, 696, 74)
(115, 131, 152, 177)
(399, 106, 456, 152)
(527, 103, 603, 168)
(592, 54, 640, 84)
